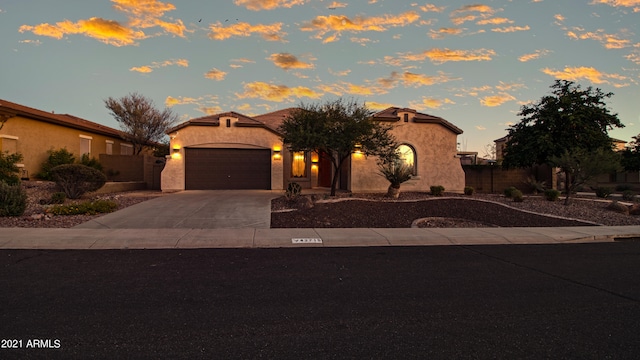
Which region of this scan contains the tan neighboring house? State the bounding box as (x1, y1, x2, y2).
(0, 98, 133, 180)
(161, 106, 465, 193)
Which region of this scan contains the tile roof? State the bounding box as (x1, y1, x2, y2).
(252, 108, 298, 132)
(372, 107, 463, 134)
(0, 98, 125, 138)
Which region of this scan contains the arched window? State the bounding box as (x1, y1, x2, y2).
(397, 144, 417, 176)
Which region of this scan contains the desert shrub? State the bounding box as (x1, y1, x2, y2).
(430, 185, 445, 196)
(504, 186, 518, 198)
(79, 153, 103, 171)
(285, 182, 302, 200)
(50, 192, 67, 204)
(511, 189, 524, 202)
(544, 189, 560, 202)
(622, 190, 636, 202)
(595, 186, 612, 199)
(0, 180, 27, 216)
(0, 152, 23, 186)
(615, 184, 632, 192)
(524, 177, 546, 194)
(38, 148, 76, 180)
(48, 199, 117, 215)
(50, 164, 106, 199)
(464, 186, 474, 195)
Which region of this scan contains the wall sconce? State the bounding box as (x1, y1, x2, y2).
(173, 148, 180, 153)
(353, 144, 362, 154)
(273, 147, 281, 160)
(311, 152, 319, 163)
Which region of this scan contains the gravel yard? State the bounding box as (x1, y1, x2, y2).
(1, 182, 639, 228)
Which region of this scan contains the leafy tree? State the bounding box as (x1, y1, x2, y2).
(105, 93, 179, 155)
(502, 80, 624, 203)
(0, 151, 23, 186)
(621, 135, 640, 171)
(550, 148, 620, 205)
(50, 164, 107, 199)
(278, 99, 397, 196)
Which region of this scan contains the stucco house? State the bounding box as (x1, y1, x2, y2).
(161, 106, 465, 193)
(0, 98, 134, 180)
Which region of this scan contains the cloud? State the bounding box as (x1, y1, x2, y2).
(542, 66, 628, 85)
(18, 39, 42, 45)
(18, 0, 187, 46)
(234, 0, 306, 11)
(518, 49, 551, 62)
(420, 4, 446, 12)
(566, 27, 632, 49)
(350, 37, 378, 46)
(236, 82, 322, 102)
(476, 17, 513, 25)
(409, 97, 455, 110)
(475, 125, 487, 130)
(269, 53, 315, 70)
(491, 25, 530, 33)
(590, 0, 640, 8)
(229, 58, 256, 68)
(300, 11, 420, 43)
(625, 51, 640, 64)
(199, 106, 223, 115)
(205, 68, 227, 81)
(130, 58, 189, 73)
(317, 81, 389, 96)
(450, 4, 497, 25)
(391, 48, 496, 65)
(327, 1, 348, 8)
(480, 93, 516, 107)
(366, 101, 395, 110)
(554, 14, 565, 24)
(166, 96, 204, 107)
(400, 71, 459, 87)
(428, 27, 464, 39)
(328, 68, 351, 76)
(209, 21, 287, 41)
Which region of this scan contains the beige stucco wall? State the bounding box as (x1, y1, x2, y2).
(350, 114, 465, 193)
(161, 119, 284, 191)
(0, 115, 130, 179)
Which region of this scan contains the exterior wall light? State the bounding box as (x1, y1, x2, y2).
(273, 147, 281, 160)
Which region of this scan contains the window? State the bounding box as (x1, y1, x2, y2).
(291, 151, 307, 178)
(397, 144, 417, 175)
(0, 135, 18, 154)
(226, 119, 231, 128)
(120, 143, 133, 155)
(80, 135, 92, 156)
(106, 140, 114, 155)
(403, 113, 409, 122)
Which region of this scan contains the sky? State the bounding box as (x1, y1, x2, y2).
(1, 0, 639, 155)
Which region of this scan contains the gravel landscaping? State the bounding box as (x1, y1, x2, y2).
(2, 182, 639, 228)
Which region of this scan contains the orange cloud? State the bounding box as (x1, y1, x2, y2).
(542, 66, 627, 85)
(234, 0, 306, 11)
(480, 93, 516, 107)
(230, 58, 256, 68)
(518, 49, 551, 62)
(590, 0, 640, 8)
(130, 58, 189, 73)
(209, 21, 286, 41)
(329, 68, 351, 76)
(205, 68, 227, 81)
(366, 101, 395, 110)
(409, 97, 455, 110)
(491, 25, 530, 33)
(300, 11, 420, 43)
(476, 17, 513, 25)
(236, 82, 322, 102)
(269, 53, 315, 70)
(428, 27, 464, 39)
(393, 48, 496, 64)
(450, 4, 496, 25)
(420, 4, 446, 12)
(401, 71, 459, 87)
(130, 66, 153, 73)
(327, 1, 347, 8)
(566, 28, 632, 49)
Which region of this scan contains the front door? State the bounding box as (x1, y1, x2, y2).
(317, 151, 333, 187)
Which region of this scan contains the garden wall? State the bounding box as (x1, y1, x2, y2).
(463, 164, 555, 193)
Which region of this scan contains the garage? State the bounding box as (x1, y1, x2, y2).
(185, 148, 271, 190)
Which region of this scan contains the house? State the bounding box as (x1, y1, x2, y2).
(161, 106, 465, 193)
(0, 98, 133, 180)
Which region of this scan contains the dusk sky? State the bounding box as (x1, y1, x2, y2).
(2, 0, 639, 154)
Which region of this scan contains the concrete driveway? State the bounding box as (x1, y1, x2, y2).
(75, 190, 279, 229)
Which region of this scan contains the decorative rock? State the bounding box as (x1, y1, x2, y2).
(30, 214, 44, 220)
(629, 204, 640, 216)
(606, 201, 629, 215)
(294, 196, 314, 210)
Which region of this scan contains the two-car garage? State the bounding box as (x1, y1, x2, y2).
(184, 148, 271, 190)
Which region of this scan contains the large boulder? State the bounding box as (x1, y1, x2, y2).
(606, 201, 629, 215)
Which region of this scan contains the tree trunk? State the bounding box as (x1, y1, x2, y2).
(563, 170, 571, 205)
(387, 185, 400, 199)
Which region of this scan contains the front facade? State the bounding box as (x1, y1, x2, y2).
(0, 99, 133, 180)
(161, 107, 465, 193)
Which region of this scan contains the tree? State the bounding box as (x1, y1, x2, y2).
(621, 135, 640, 171)
(502, 80, 624, 202)
(278, 99, 397, 196)
(550, 148, 620, 205)
(105, 93, 179, 155)
(0, 151, 23, 185)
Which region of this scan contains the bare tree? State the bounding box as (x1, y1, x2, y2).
(105, 93, 179, 155)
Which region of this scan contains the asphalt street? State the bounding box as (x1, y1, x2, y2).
(1, 242, 639, 359)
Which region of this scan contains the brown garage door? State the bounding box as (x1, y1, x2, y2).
(185, 148, 271, 190)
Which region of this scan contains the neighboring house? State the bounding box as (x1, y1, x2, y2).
(161, 106, 466, 193)
(0, 98, 134, 180)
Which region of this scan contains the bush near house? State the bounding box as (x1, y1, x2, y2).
(595, 187, 613, 199)
(38, 148, 76, 180)
(544, 189, 560, 202)
(504, 186, 518, 198)
(0, 152, 23, 186)
(48, 199, 117, 215)
(464, 186, 474, 195)
(430, 185, 445, 196)
(80, 153, 103, 171)
(622, 190, 636, 202)
(511, 189, 524, 202)
(0, 180, 27, 216)
(50, 164, 107, 199)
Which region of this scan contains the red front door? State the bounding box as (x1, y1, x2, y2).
(318, 151, 333, 187)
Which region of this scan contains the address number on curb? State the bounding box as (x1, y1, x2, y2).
(292, 238, 323, 244)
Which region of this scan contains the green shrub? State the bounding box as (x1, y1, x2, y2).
(50, 164, 106, 199)
(0, 181, 27, 216)
(595, 186, 613, 199)
(0, 152, 23, 186)
(524, 177, 546, 194)
(48, 199, 117, 215)
(544, 189, 560, 202)
(79, 153, 103, 171)
(50, 192, 67, 204)
(504, 186, 518, 198)
(430, 185, 445, 196)
(38, 148, 76, 180)
(615, 184, 632, 192)
(622, 190, 636, 202)
(285, 182, 302, 200)
(511, 189, 524, 202)
(464, 186, 474, 195)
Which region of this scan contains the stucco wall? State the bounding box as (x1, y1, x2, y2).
(0, 115, 130, 179)
(161, 122, 284, 191)
(350, 118, 465, 193)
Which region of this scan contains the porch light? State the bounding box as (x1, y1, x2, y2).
(273, 146, 281, 160)
(311, 152, 319, 163)
(354, 144, 362, 154)
(173, 147, 180, 153)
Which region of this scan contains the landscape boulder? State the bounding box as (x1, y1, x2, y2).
(606, 201, 629, 215)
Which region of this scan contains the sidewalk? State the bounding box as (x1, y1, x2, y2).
(1, 226, 639, 249)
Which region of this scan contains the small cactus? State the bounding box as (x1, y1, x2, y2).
(285, 182, 302, 200)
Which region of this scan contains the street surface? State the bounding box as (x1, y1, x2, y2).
(1, 242, 639, 359)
